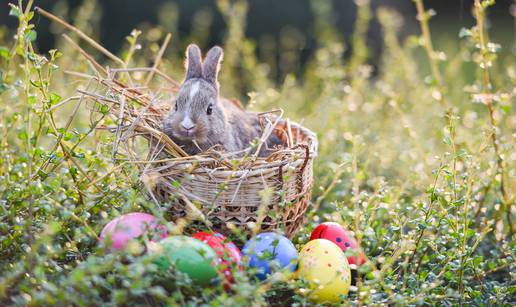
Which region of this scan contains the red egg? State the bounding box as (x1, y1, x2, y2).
(191, 231, 243, 284)
(310, 222, 367, 266)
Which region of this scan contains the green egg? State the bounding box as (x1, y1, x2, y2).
(150, 235, 218, 286)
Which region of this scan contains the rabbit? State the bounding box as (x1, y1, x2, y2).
(162, 44, 281, 157)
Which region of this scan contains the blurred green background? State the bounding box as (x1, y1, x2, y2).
(2, 0, 515, 83)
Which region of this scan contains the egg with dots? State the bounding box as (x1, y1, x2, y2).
(99, 212, 168, 251)
(191, 231, 243, 283)
(297, 239, 351, 303)
(310, 222, 367, 266)
(243, 232, 298, 281)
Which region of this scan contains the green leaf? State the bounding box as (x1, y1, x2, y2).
(472, 256, 483, 266)
(26, 11, 34, 21)
(63, 131, 74, 141)
(49, 93, 62, 105)
(38, 170, 48, 180)
(25, 30, 37, 42)
(417, 222, 428, 230)
(72, 152, 85, 159)
(0, 71, 6, 94)
(69, 167, 78, 177)
(0, 82, 7, 94)
(500, 104, 512, 114)
(30, 80, 43, 88)
(458, 28, 471, 38)
(8, 6, 21, 18)
(49, 64, 59, 73)
(443, 136, 452, 146)
(27, 95, 36, 106)
(0, 47, 9, 60)
(49, 49, 63, 61)
(18, 130, 28, 141)
(172, 181, 181, 189)
(100, 104, 109, 115)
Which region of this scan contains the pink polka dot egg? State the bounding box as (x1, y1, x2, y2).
(99, 212, 168, 251)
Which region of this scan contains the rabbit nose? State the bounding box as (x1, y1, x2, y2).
(181, 116, 195, 131)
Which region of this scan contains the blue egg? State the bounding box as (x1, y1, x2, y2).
(243, 232, 298, 280)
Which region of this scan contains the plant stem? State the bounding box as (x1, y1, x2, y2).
(407, 162, 444, 274)
(18, 0, 35, 246)
(348, 0, 371, 72)
(414, 0, 446, 107)
(458, 167, 474, 306)
(145, 33, 172, 86)
(473, 0, 512, 235)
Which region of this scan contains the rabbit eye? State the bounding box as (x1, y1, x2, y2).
(174, 103, 178, 111)
(207, 104, 213, 115)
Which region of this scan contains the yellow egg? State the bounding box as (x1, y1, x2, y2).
(297, 239, 351, 303)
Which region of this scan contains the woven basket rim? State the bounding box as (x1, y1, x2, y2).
(152, 118, 318, 174)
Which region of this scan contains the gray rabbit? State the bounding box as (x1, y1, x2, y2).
(162, 44, 281, 156)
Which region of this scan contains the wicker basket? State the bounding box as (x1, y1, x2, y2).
(77, 67, 317, 238)
(147, 119, 318, 238)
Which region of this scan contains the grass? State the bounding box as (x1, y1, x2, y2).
(0, 0, 515, 306)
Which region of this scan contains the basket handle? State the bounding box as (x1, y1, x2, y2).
(292, 144, 310, 194)
(293, 144, 310, 175)
(276, 144, 310, 188)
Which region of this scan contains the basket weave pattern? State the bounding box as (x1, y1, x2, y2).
(150, 121, 317, 238)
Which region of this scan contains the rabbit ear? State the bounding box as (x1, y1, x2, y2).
(202, 46, 223, 86)
(185, 44, 202, 80)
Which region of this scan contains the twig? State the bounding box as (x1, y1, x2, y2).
(110, 67, 179, 88)
(286, 119, 293, 147)
(35, 7, 125, 65)
(62, 34, 106, 76)
(253, 109, 284, 157)
(47, 95, 81, 111)
(145, 33, 172, 86)
(64, 70, 95, 79)
(112, 91, 127, 160)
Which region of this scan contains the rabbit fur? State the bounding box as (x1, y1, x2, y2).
(162, 44, 281, 156)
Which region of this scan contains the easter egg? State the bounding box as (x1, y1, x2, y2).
(150, 236, 218, 286)
(192, 231, 243, 282)
(243, 232, 298, 281)
(297, 239, 351, 303)
(99, 212, 168, 251)
(310, 222, 367, 266)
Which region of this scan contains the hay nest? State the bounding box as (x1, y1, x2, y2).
(40, 7, 318, 237)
